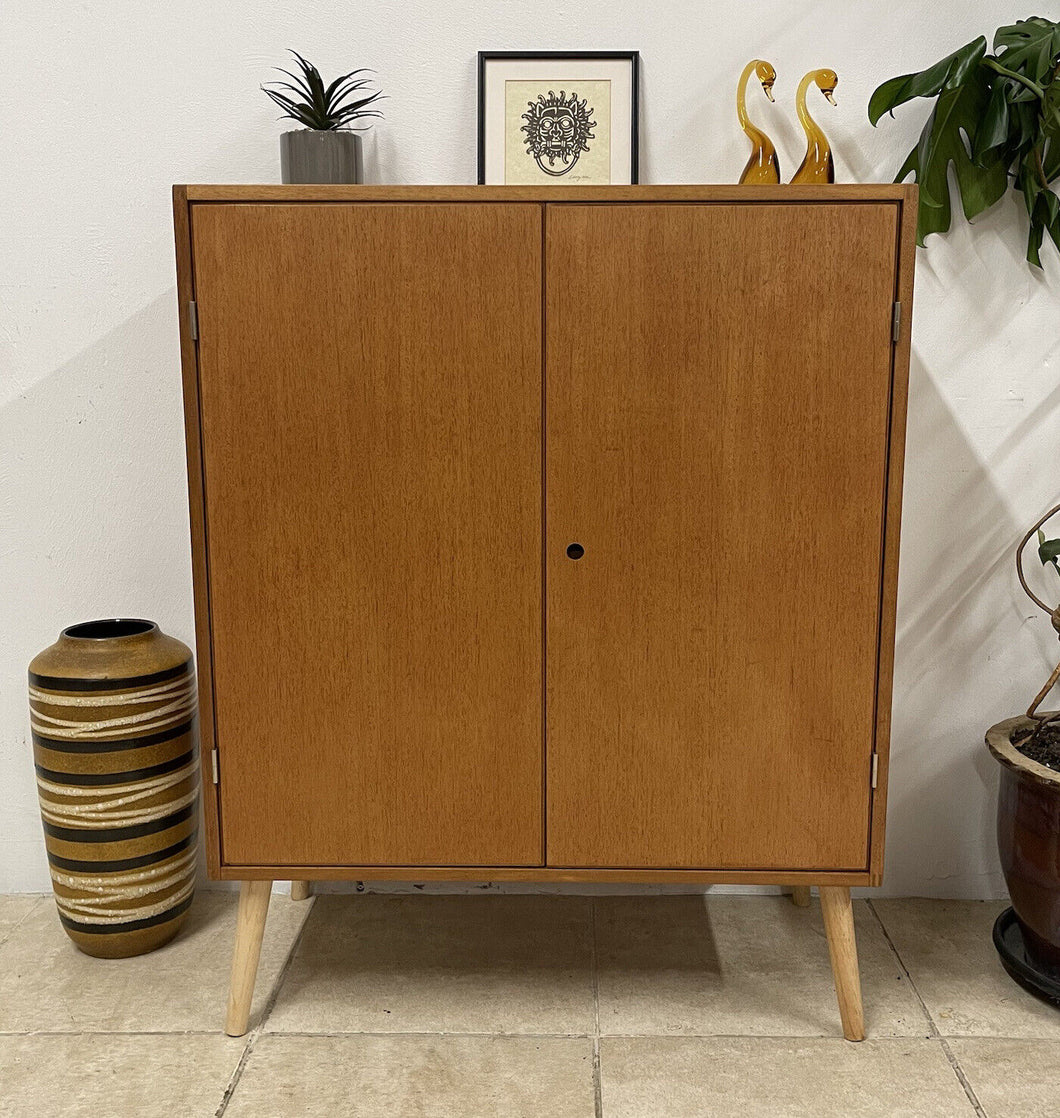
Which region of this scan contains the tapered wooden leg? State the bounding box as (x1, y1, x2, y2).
(225, 880, 272, 1037)
(819, 885, 865, 1041)
(790, 886, 811, 907)
(290, 880, 312, 901)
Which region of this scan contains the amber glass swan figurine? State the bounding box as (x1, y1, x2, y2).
(791, 69, 838, 184)
(737, 60, 780, 184)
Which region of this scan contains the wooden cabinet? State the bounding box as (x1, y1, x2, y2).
(174, 184, 916, 1040)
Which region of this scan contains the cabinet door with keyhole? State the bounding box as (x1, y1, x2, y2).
(544, 201, 900, 870)
(191, 202, 544, 867)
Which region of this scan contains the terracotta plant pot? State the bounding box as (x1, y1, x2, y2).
(28, 619, 198, 958)
(280, 129, 363, 184)
(987, 716, 1060, 969)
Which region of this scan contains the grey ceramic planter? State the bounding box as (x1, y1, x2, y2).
(280, 130, 363, 184)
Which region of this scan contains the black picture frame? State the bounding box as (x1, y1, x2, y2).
(477, 50, 640, 185)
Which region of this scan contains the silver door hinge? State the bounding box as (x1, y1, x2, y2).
(870, 753, 879, 789)
(891, 301, 902, 343)
(189, 300, 199, 341)
(211, 747, 219, 785)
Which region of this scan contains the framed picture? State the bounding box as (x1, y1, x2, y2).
(477, 51, 639, 185)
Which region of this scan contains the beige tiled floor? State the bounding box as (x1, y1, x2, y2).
(0, 891, 1056, 1116)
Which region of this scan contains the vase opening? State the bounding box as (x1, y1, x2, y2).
(62, 619, 157, 640)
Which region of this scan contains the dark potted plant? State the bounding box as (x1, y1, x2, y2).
(263, 50, 383, 184)
(988, 505, 1060, 1000)
(869, 16, 1060, 265)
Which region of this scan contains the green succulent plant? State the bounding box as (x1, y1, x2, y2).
(869, 16, 1060, 266)
(262, 50, 383, 131)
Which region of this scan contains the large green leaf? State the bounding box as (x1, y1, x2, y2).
(890, 62, 1008, 242)
(1039, 533, 1060, 571)
(869, 38, 986, 125)
(974, 79, 1011, 160)
(994, 17, 1060, 81)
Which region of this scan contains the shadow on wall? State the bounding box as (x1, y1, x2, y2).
(885, 348, 1060, 899)
(0, 292, 193, 892)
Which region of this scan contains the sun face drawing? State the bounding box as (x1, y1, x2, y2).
(520, 90, 596, 176)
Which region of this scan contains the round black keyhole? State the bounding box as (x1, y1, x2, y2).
(566, 543, 585, 560)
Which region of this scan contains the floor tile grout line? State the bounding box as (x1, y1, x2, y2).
(214, 1035, 256, 1118)
(936, 1037, 990, 1118)
(1, 1026, 1039, 1042)
(866, 900, 988, 1118)
(214, 893, 319, 1117)
(590, 898, 604, 1118)
(865, 900, 940, 1038)
(0, 1028, 598, 1040)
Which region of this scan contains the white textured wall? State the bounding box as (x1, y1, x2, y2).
(3, 1, 1057, 895)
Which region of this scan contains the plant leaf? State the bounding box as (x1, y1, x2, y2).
(974, 78, 1011, 160)
(273, 67, 315, 102)
(264, 52, 381, 129)
(332, 84, 382, 106)
(262, 87, 306, 119)
(894, 59, 1008, 234)
(994, 17, 1060, 81)
(1032, 185, 1060, 264)
(290, 51, 327, 111)
(919, 70, 989, 199)
(894, 142, 947, 245)
(869, 37, 987, 125)
(325, 68, 372, 103)
(1039, 534, 1060, 569)
(954, 140, 1009, 219)
(332, 92, 384, 119)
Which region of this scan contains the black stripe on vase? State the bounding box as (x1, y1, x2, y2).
(58, 893, 195, 937)
(35, 750, 196, 787)
(42, 804, 196, 844)
(29, 661, 192, 692)
(32, 719, 195, 755)
(47, 833, 198, 874)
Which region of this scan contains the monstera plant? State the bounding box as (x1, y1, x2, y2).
(870, 16, 1060, 266)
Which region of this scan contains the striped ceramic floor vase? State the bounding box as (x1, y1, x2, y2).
(28, 619, 199, 958)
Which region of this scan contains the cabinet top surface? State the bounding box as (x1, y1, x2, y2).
(177, 183, 916, 204)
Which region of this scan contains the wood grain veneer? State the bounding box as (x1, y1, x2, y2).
(188, 202, 543, 867)
(213, 864, 877, 885)
(183, 184, 914, 204)
(544, 201, 900, 871)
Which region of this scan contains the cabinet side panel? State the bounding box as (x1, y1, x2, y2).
(191, 202, 543, 866)
(173, 187, 222, 876)
(546, 201, 899, 871)
(868, 191, 917, 883)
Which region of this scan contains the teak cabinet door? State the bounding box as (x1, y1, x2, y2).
(545, 202, 899, 870)
(191, 202, 543, 867)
